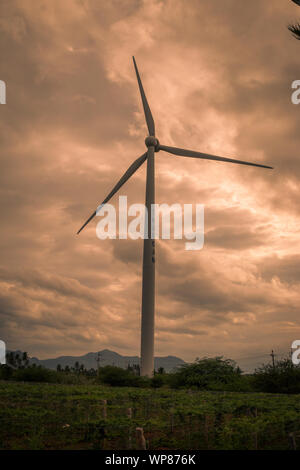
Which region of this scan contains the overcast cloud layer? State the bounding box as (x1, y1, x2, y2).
(0, 0, 300, 371)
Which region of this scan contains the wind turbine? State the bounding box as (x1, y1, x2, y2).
(77, 57, 273, 376)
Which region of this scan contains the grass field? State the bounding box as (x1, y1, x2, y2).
(1, 380, 300, 450)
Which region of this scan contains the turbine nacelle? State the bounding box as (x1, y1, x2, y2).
(145, 136, 160, 152)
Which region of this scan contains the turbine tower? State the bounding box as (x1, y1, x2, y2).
(77, 57, 273, 376)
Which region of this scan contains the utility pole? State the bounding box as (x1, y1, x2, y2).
(270, 350, 276, 368)
(96, 352, 102, 371)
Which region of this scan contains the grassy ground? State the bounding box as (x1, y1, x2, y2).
(1, 380, 300, 450)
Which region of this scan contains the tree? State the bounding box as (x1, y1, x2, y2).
(98, 365, 148, 387)
(22, 352, 29, 367)
(253, 357, 300, 393)
(151, 374, 164, 388)
(6, 351, 30, 369)
(288, 23, 300, 39)
(6, 352, 16, 368)
(13, 365, 54, 383)
(15, 353, 21, 368)
(99, 366, 136, 386)
(169, 357, 243, 390)
(288, 0, 300, 39)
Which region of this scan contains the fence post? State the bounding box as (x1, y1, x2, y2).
(127, 408, 132, 449)
(204, 415, 209, 448)
(101, 399, 107, 420)
(188, 415, 192, 449)
(254, 408, 258, 450)
(289, 432, 297, 450)
(170, 412, 174, 433)
(136, 427, 147, 450)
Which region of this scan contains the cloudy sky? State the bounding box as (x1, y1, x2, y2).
(0, 0, 300, 371)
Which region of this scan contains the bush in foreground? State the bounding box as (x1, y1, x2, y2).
(0, 364, 91, 384)
(13, 365, 55, 382)
(98, 365, 150, 387)
(168, 356, 248, 391)
(252, 358, 300, 394)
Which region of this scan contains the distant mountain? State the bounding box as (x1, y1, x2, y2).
(28, 349, 185, 372)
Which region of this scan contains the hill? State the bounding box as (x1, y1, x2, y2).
(28, 349, 185, 372)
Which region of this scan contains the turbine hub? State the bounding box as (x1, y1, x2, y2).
(145, 136, 160, 152)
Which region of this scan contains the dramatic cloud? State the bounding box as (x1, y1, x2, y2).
(0, 0, 299, 371)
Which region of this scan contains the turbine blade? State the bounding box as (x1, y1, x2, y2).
(158, 144, 273, 169)
(132, 56, 155, 136)
(77, 152, 147, 234)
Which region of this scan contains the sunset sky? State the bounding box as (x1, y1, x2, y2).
(1, 0, 300, 371)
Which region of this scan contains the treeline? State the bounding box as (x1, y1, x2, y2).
(1, 353, 300, 394)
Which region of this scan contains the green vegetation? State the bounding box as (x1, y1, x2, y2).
(252, 358, 300, 394)
(1, 381, 300, 450)
(2, 353, 300, 449)
(168, 357, 245, 391)
(2, 353, 300, 394)
(288, 0, 300, 39)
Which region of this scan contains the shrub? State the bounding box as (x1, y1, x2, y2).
(252, 358, 300, 394)
(97, 366, 154, 387)
(169, 356, 244, 390)
(151, 374, 164, 388)
(0, 365, 14, 380)
(13, 365, 55, 383)
(98, 366, 139, 387)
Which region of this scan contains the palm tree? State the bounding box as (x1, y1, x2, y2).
(6, 352, 16, 368)
(22, 352, 29, 367)
(288, 23, 300, 39)
(289, 0, 300, 39)
(15, 353, 21, 368)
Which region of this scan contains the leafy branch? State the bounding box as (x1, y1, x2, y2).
(289, 0, 300, 39)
